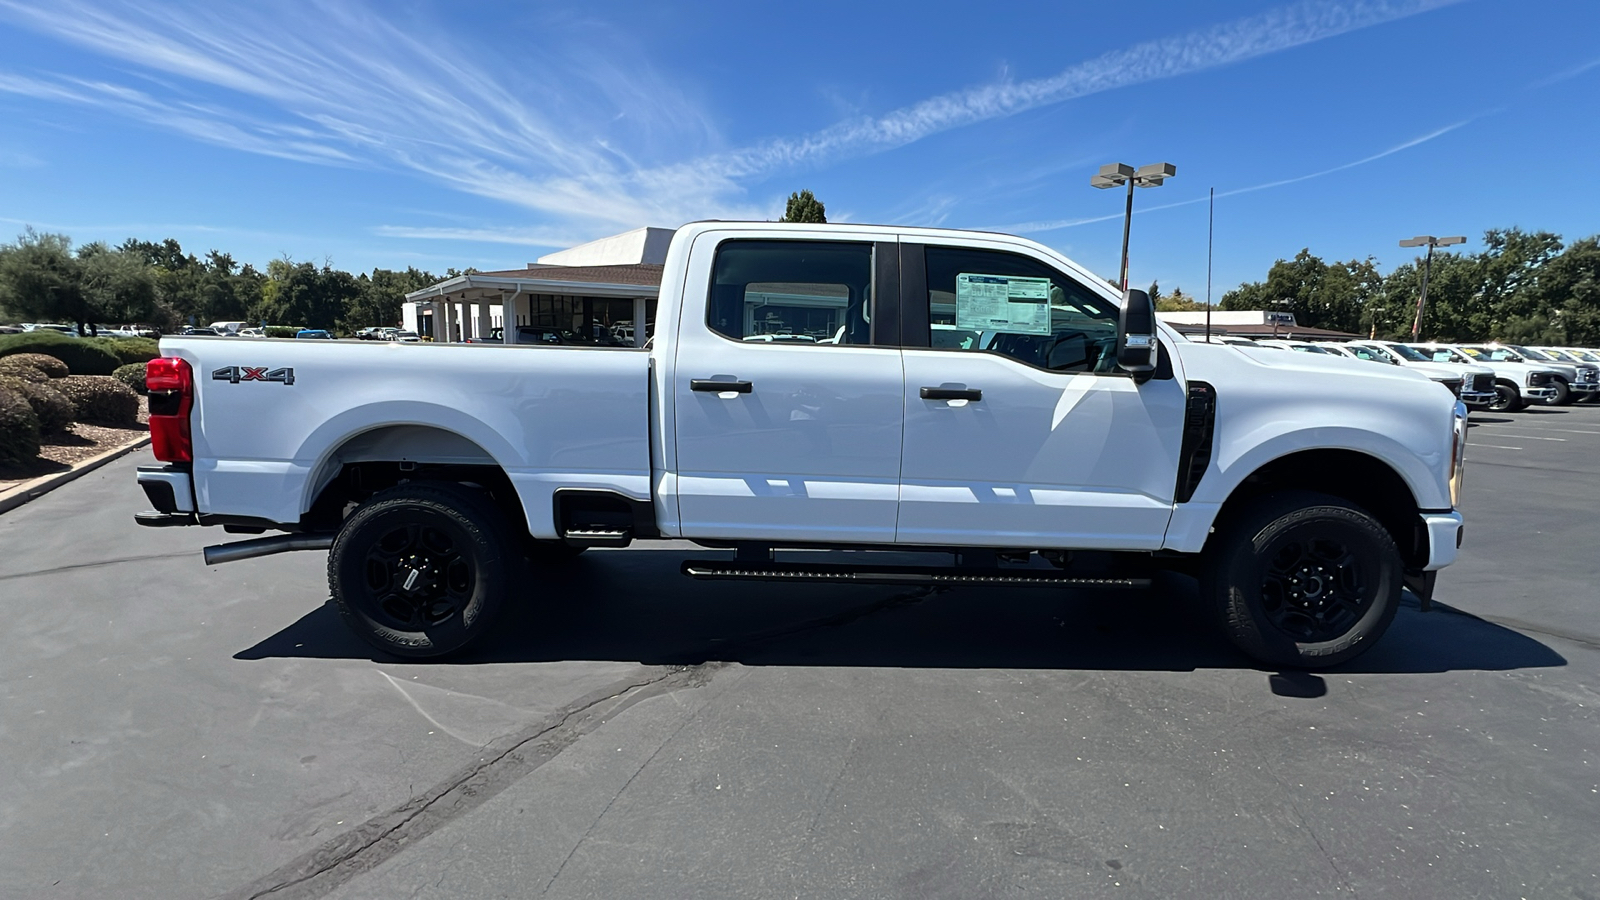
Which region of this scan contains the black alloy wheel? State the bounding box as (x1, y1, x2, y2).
(329, 482, 516, 658)
(1543, 377, 1571, 406)
(1488, 382, 1523, 412)
(1203, 491, 1401, 668)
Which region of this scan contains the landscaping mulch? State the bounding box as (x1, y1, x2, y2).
(0, 396, 149, 493)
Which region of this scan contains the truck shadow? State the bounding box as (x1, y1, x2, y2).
(236, 548, 1566, 676)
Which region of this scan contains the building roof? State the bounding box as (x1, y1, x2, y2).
(1166, 321, 1363, 340)
(473, 263, 665, 287)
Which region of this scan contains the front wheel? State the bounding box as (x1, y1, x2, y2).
(1202, 492, 1402, 669)
(1488, 381, 1525, 412)
(1543, 377, 1572, 406)
(329, 482, 516, 658)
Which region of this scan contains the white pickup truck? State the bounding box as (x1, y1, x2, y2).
(135, 222, 1467, 668)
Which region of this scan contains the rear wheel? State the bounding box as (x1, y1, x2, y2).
(1488, 381, 1524, 412)
(329, 482, 516, 659)
(1202, 491, 1402, 669)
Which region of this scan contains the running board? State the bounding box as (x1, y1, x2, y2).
(562, 527, 632, 548)
(681, 560, 1151, 589)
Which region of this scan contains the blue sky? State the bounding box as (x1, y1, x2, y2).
(1, 0, 1597, 296)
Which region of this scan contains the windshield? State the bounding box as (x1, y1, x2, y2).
(1290, 344, 1330, 354)
(1568, 349, 1600, 362)
(1510, 345, 1553, 361)
(1540, 348, 1578, 361)
(1346, 344, 1395, 363)
(1383, 343, 1430, 362)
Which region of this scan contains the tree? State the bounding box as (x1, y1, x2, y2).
(1156, 286, 1208, 312)
(780, 189, 827, 223)
(346, 267, 438, 330)
(256, 259, 360, 331)
(0, 229, 86, 328)
(1220, 250, 1376, 333)
(78, 242, 158, 332)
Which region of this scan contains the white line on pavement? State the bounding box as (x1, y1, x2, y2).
(1468, 443, 1523, 450)
(1475, 432, 1566, 441)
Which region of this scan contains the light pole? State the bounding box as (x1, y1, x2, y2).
(1399, 234, 1466, 340)
(1092, 162, 1176, 291)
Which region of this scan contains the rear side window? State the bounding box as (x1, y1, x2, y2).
(707, 240, 873, 346)
(922, 246, 1119, 373)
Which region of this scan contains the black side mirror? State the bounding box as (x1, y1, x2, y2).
(1117, 288, 1157, 384)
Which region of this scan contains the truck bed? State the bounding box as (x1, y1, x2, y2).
(163, 337, 652, 536)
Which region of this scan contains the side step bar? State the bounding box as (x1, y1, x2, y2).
(561, 527, 631, 548)
(682, 560, 1151, 589)
(203, 533, 334, 566)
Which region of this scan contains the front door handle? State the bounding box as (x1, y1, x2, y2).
(920, 386, 982, 401)
(691, 379, 753, 393)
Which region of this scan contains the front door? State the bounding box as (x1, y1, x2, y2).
(896, 241, 1186, 549)
(672, 235, 905, 543)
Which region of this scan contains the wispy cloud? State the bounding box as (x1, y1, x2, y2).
(0, 0, 1460, 236)
(1530, 56, 1600, 90)
(371, 224, 584, 249)
(1002, 117, 1476, 234)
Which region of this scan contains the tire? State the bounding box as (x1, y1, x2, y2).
(1489, 380, 1525, 412)
(1202, 491, 1402, 669)
(329, 482, 517, 659)
(1543, 377, 1571, 406)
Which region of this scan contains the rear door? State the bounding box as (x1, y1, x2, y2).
(894, 239, 1186, 549)
(671, 234, 905, 543)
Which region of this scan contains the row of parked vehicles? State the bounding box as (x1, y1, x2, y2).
(1199, 335, 1599, 412)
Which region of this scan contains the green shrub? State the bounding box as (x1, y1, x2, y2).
(88, 336, 161, 366)
(0, 332, 122, 376)
(56, 375, 140, 427)
(0, 375, 75, 436)
(0, 352, 70, 378)
(112, 362, 149, 395)
(265, 326, 304, 339)
(0, 387, 41, 467)
(0, 362, 49, 383)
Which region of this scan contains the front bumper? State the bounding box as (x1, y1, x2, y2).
(1421, 510, 1464, 571)
(1460, 389, 1495, 406)
(1571, 382, 1599, 394)
(1521, 386, 1557, 401)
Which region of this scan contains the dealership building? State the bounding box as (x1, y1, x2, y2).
(403, 227, 671, 346)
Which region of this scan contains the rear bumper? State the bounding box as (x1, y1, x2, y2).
(1421, 510, 1464, 571)
(137, 465, 194, 515)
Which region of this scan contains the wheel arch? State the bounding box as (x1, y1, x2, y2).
(1204, 448, 1429, 570)
(297, 408, 529, 535)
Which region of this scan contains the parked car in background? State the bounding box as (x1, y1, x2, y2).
(23, 323, 78, 337)
(384, 330, 421, 343)
(209, 321, 248, 336)
(1253, 339, 1333, 354)
(354, 327, 399, 340)
(1345, 341, 1496, 409)
(1533, 348, 1600, 401)
(1459, 344, 1595, 406)
(295, 329, 333, 340)
(238, 327, 265, 338)
(1409, 343, 1559, 412)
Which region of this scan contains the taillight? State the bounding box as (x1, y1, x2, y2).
(146, 357, 193, 463)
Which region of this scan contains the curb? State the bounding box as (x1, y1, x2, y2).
(0, 435, 151, 516)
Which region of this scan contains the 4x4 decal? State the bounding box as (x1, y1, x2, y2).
(212, 366, 295, 385)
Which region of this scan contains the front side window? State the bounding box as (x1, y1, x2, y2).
(708, 240, 872, 346)
(923, 246, 1120, 373)
(1346, 344, 1391, 362)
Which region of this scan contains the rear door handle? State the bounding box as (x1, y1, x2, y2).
(920, 387, 982, 401)
(691, 379, 753, 393)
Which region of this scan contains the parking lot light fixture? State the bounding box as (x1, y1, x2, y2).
(1092, 161, 1176, 290)
(1400, 234, 1468, 340)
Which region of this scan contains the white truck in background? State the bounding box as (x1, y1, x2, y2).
(1408, 343, 1561, 412)
(135, 222, 1467, 669)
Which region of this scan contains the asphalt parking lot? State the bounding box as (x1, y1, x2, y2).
(1, 405, 1597, 900)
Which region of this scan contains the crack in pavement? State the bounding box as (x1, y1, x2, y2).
(225, 583, 941, 899)
(0, 550, 198, 581)
(225, 663, 727, 900)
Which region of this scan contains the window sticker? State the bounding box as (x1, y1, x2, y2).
(955, 273, 1052, 335)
